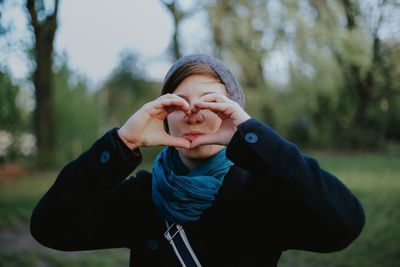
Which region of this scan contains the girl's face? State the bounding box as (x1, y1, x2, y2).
(167, 74, 228, 160)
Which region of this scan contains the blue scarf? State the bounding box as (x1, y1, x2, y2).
(152, 146, 233, 223)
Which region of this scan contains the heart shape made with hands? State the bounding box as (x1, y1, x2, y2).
(164, 103, 237, 149)
(119, 94, 248, 150)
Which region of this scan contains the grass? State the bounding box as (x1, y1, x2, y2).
(0, 152, 399, 266)
(0, 249, 129, 267)
(0, 171, 55, 230)
(279, 152, 400, 267)
(0, 171, 129, 267)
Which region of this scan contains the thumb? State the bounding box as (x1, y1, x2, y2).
(190, 133, 220, 148)
(162, 135, 191, 149)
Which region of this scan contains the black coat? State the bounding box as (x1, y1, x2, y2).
(30, 119, 365, 267)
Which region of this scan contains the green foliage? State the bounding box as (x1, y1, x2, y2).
(380, 43, 400, 141)
(97, 51, 160, 129)
(201, 0, 400, 149)
(53, 63, 101, 165)
(0, 71, 24, 162)
(1, 0, 399, 166)
(0, 71, 20, 131)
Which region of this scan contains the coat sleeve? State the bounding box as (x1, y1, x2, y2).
(226, 118, 365, 252)
(30, 128, 145, 251)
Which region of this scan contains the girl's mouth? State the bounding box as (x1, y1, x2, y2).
(183, 134, 202, 142)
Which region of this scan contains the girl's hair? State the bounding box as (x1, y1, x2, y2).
(161, 62, 224, 95)
(161, 61, 225, 132)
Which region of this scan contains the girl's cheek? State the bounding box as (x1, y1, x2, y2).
(202, 110, 222, 128)
(167, 111, 185, 132)
(203, 109, 219, 120)
(168, 110, 185, 120)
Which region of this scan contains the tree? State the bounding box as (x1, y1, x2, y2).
(160, 0, 186, 60)
(98, 51, 160, 129)
(53, 60, 101, 165)
(305, 0, 400, 146)
(0, 71, 21, 162)
(26, 0, 60, 165)
(0, 71, 20, 132)
(199, 0, 400, 147)
(205, 0, 268, 91)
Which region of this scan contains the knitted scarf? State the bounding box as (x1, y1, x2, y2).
(151, 146, 233, 223)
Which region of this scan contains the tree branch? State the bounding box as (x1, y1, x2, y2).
(26, 0, 40, 33)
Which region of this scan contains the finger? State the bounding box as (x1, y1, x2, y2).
(193, 101, 233, 115)
(158, 93, 189, 104)
(162, 93, 189, 102)
(165, 105, 187, 114)
(160, 98, 189, 109)
(198, 93, 232, 103)
(153, 98, 190, 113)
(162, 93, 192, 107)
(190, 95, 221, 114)
(190, 133, 221, 148)
(162, 135, 191, 149)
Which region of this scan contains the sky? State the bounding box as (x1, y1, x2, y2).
(3, 0, 292, 89)
(3, 0, 399, 89)
(5, 0, 209, 87)
(56, 0, 172, 84)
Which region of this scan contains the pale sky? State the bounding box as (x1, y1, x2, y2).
(6, 0, 211, 87)
(56, 0, 173, 85)
(4, 0, 399, 89)
(4, 0, 291, 88)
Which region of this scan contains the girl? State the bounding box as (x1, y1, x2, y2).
(31, 54, 365, 267)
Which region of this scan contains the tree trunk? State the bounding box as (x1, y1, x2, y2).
(161, 0, 184, 60)
(341, 0, 371, 129)
(208, 0, 230, 58)
(207, 0, 266, 91)
(27, 0, 59, 166)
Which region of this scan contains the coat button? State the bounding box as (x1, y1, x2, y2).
(244, 132, 258, 143)
(147, 240, 159, 251)
(100, 150, 110, 164)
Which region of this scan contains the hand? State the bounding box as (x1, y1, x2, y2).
(118, 94, 192, 149)
(190, 94, 251, 148)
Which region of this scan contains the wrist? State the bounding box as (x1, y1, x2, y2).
(117, 129, 139, 150)
(236, 113, 251, 126)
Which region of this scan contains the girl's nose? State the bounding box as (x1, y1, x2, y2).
(184, 107, 203, 124)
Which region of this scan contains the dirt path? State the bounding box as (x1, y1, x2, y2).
(0, 223, 40, 252)
(0, 222, 129, 266)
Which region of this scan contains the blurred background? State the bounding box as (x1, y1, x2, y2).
(0, 0, 399, 266)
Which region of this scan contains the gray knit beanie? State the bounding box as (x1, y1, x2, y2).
(164, 54, 246, 108)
